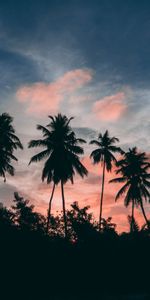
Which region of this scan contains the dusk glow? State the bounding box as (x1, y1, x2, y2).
(1, 0, 150, 234)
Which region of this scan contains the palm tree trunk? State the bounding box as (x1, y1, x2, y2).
(99, 160, 106, 231)
(140, 201, 150, 229)
(46, 183, 55, 233)
(131, 200, 134, 233)
(61, 180, 68, 238)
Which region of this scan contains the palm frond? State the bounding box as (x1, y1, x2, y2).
(110, 136, 119, 143)
(109, 177, 127, 183)
(8, 133, 23, 149)
(71, 156, 88, 178)
(108, 145, 124, 155)
(5, 163, 15, 176)
(28, 139, 48, 148)
(66, 116, 74, 126)
(124, 187, 133, 207)
(140, 185, 150, 201)
(115, 182, 129, 201)
(90, 149, 103, 164)
(5, 152, 18, 161)
(36, 124, 51, 137)
(29, 149, 50, 165)
(89, 140, 101, 147)
(42, 159, 53, 183)
(67, 145, 84, 155)
(0, 113, 23, 180)
(75, 138, 86, 144)
(29, 114, 87, 185)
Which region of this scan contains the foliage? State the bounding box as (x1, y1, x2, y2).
(90, 130, 123, 229)
(28, 114, 88, 184)
(110, 147, 150, 228)
(90, 130, 123, 170)
(101, 217, 117, 234)
(0, 203, 15, 232)
(12, 192, 46, 234)
(0, 113, 23, 181)
(127, 215, 140, 233)
(28, 114, 88, 237)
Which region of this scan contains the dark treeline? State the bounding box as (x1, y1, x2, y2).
(1, 112, 150, 299)
(1, 193, 150, 299)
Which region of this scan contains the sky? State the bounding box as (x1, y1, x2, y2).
(0, 0, 150, 232)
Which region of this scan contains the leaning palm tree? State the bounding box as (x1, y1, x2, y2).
(110, 147, 150, 231)
(90, 130, 123, 230)
(0, 113, 23, 182)
(28, 114, 88, 237)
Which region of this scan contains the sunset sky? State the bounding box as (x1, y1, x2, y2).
(0, 0, 150, 232)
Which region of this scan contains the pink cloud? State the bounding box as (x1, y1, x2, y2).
(93, 92, 127, 121)
(16, 69, 92, 115)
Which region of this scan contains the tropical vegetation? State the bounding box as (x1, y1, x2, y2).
(110, 147, 150, 231)
(90, 130, 123, 230)
(0, 113, 23, 182)
(1, 112, 150, 299)
(28, 114, 88, 237)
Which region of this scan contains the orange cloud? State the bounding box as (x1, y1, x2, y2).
(93, 92, 127, 121)
(16, 69, 92, 115)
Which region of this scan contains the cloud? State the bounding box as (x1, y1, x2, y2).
(93, 92, 127, 121)
(74, 127, 97, 141)
(16, 69, 92, 115)
(0, 182, 17, 207)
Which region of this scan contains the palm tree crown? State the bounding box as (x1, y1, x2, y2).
(28, 114, 88, 183)
(90, 130, 123, 170)
(0, 113, 23, 181)
(90, 130, 123, 230)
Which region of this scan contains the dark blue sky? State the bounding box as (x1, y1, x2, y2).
(1, 0, 150, 87)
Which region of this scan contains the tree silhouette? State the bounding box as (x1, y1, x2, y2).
(0, 203, 15, 234)
(28, 114, 88, 237)
(127, 215, 140, 233)
(66, 201, 98, 241)
(110, 147, 150, 231)
(90, 130, 123, 230)
(12, 192, 46, 233)
(0, 113, 23, 182)
(101, 217, 117, 234)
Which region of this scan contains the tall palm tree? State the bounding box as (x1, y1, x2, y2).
(90, 130, 123, 230)
(110, 147, 150, 231)
(28, 114, 88, 237)
(0, 113, 23, 182)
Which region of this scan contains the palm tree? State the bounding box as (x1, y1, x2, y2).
(0, 113, 23, 182)
(28, 114, 88, 237)
(90, 130, 123, 230)
(110, 147, 150, 231)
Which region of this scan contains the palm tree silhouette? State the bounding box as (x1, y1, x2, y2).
(90, 130, 123, 230)
(0, 113, 23, 182)
(110, 147, 150, 231)
(28, 114, 88, 237)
